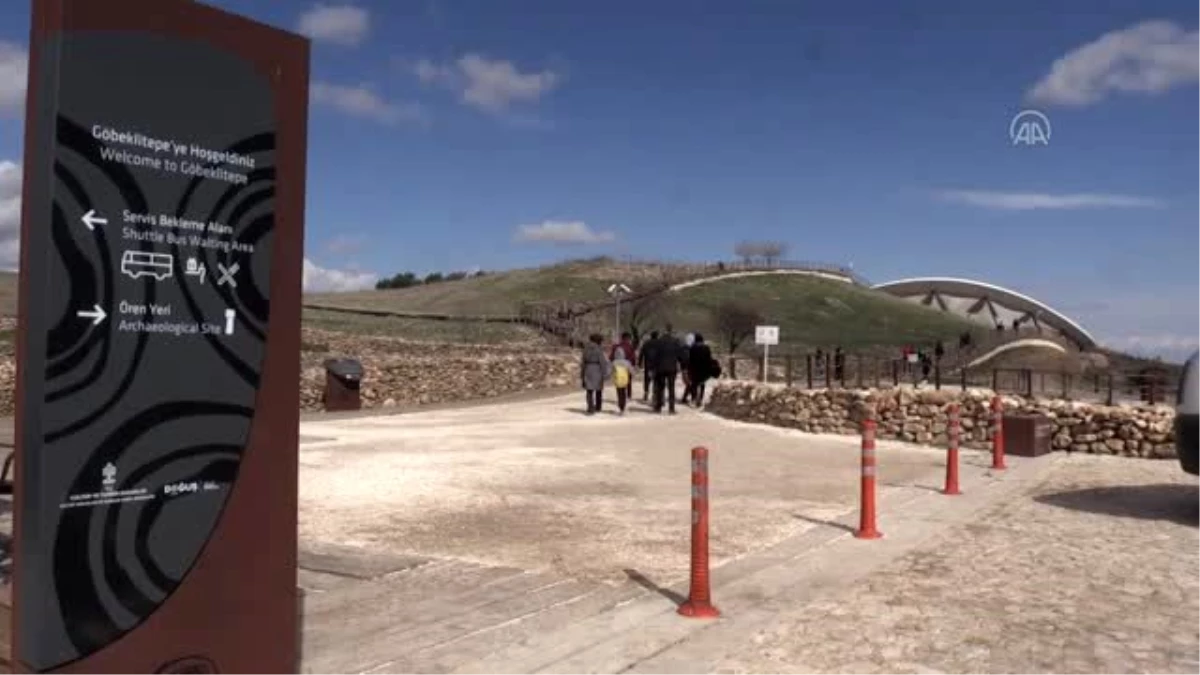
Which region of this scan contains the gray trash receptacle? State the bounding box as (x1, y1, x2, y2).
(323, 358, 363, 412)
(1176, 353, 1195, 473)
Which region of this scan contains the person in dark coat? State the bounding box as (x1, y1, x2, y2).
(580, 333, 610, 414)
(680, 334, 695, 405)
(637, 330, 660, 402)
(651, 325, 684, 414)
(685, 333, 714, 407)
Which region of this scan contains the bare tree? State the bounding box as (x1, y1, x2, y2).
(760, 241, 789, 265)
(625, 285, 668, 346)
(713, 300, 764, 355)
(734, 240, 790, 266)
(733, 241, 761, 264)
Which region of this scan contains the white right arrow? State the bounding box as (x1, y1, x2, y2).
(76, 303, 107, 326)
(81, 209, 108, 231)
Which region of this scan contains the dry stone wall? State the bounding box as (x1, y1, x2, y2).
(705, 381, 1178, 460)
(0, 327, 579, 415)
(299, 329, 577, 410)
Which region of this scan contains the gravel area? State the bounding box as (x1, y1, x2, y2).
(707, 453, 1199, 673)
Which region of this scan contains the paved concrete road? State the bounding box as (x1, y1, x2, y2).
(298, 388, 955, 584)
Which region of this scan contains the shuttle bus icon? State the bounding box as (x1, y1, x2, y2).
(120, 250, 174, 281)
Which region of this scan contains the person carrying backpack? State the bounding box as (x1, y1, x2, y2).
(611, 348, 633, 414)
(610, 332, 636, 404)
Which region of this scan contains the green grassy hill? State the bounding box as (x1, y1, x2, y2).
(310, 258, 978, 352)
(306, 257, 681, 317)
(658, 274, 973, 353)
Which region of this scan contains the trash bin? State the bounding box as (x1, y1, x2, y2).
(1002, 413, 1054, 457)
(1176, 348, 1195, 475)
(323, 358, 363, 412)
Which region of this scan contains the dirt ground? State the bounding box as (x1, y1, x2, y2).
(297, 386, 957, 583)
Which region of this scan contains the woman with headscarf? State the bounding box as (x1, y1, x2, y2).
(580, 333, 611, 414)
(679, 332, 695, 405)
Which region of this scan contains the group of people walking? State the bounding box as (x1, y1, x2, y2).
(579, 324, 721, 415)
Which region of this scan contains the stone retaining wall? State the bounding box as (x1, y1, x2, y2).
(705, 382, 1178, 460)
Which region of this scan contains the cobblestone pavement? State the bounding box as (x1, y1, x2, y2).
(710, 454, 1199, 674)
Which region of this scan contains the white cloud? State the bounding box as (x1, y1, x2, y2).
(413, 54, 561, 113)
(513, 220, 615, 245)
(303, 258, 377, 292)
(0, 160, 21, 270)
(310, 81, 426, 125)
(1027, 20, 1199, 106)
(0, 41, 28, 115)
(936, 189, 1165, 211)
(297, 4, 370, 47)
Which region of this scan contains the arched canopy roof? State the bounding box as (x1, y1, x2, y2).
(872, 276, 1098, 350)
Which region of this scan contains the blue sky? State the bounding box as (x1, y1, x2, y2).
(0, 1, 1196, 358)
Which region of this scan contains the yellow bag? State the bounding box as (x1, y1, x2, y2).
(613, 364, 630, 388)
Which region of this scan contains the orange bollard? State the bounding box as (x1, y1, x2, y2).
(854, 417, 882, 539)
(990, 395, 1007, 470)
(944, 403, 962, 495)
(678, 446, 720, 618)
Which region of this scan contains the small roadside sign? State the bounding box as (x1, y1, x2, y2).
(755, 325, 779, 346)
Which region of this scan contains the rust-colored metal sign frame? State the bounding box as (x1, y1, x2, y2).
(13, 0, 308, 671)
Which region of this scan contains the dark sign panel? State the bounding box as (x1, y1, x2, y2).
(13, 1, 308, 672)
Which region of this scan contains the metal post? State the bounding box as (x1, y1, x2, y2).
(785, 355, 794, 387)
(806, 354, 813, 389)
(614, 297, 621, 342)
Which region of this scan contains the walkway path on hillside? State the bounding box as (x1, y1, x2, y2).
(296, 388, 1198, 673)
(667, 268, 855, 292)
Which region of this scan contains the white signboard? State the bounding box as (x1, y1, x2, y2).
(755, 325, 779, 346)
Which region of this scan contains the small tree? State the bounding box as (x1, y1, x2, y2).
(733, 241, 760, 264)
(713, 300, 764, 355)
(423, 272, 445, 284)
(375, 271, 420, 289)
(760, 241, 788, 265)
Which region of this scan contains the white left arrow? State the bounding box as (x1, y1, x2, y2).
(81, 209, 108, 230)
(77, 304, 107, 326)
